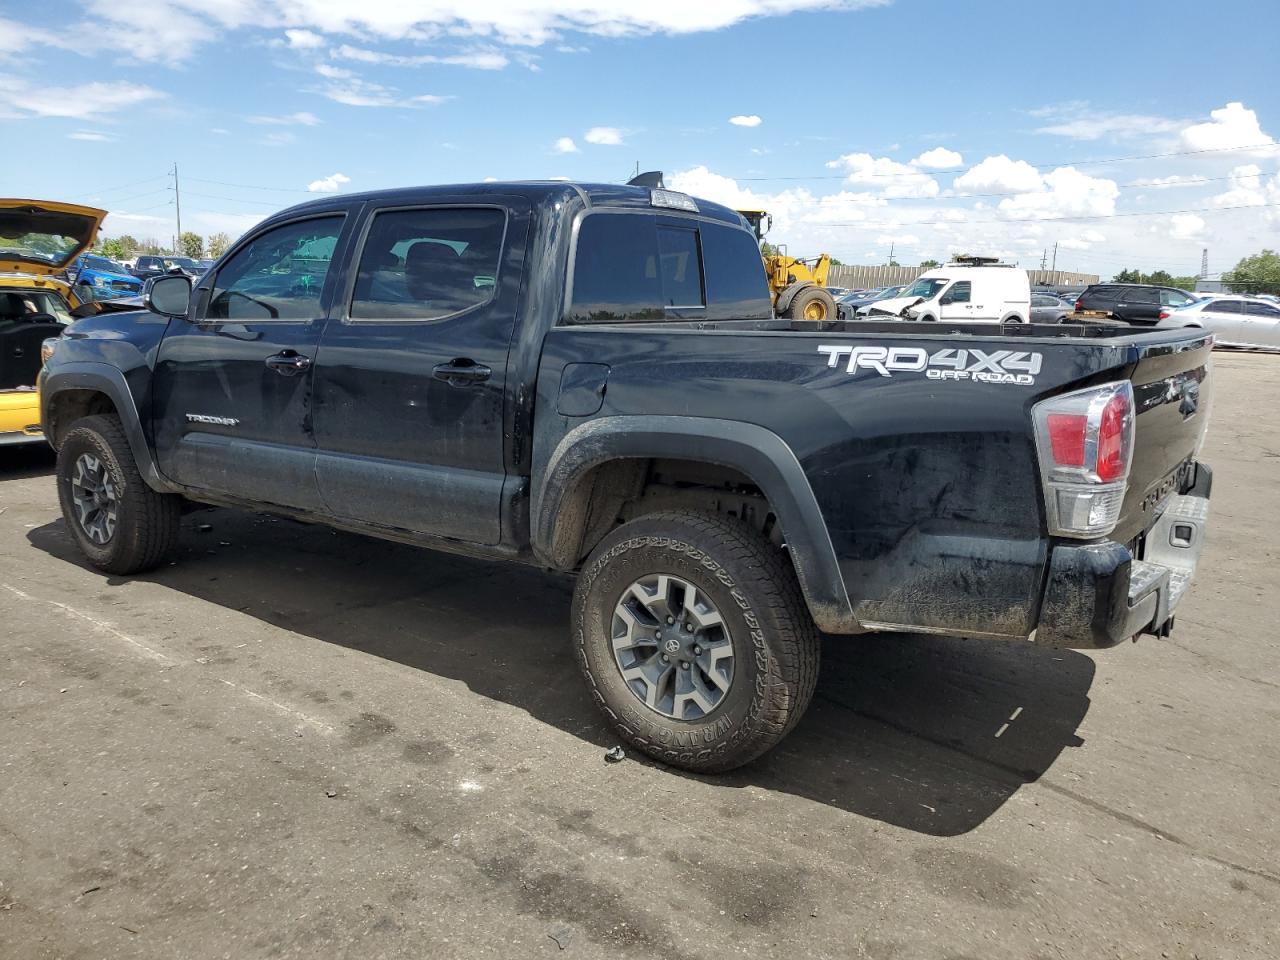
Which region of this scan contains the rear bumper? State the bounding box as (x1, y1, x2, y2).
(1036, 463, 1212, 648)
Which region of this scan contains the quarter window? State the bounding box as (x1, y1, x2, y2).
(207, 216, 344, 321)
(1245, 301, 1280, 317)
(350, 207, 506, 321)
(1204, 299, 1243, 313)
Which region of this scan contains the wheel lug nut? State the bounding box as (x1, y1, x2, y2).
(684, 623, 692, 632)
(666, 616, 674, 624)
(693, 645, 702, 655)
(680, 661, 690, 670)
(655, 631, 662, 640)
(661, 654, 669, 663)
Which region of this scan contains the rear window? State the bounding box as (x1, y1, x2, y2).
(565, 213, 770, 324)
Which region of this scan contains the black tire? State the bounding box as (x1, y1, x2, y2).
(572, 511, 820, 773)
(784, 286, 837, 322)
(916, 313, 937, 323)
(56, 415, 182, 575)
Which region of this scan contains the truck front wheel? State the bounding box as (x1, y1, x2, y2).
(55, 415, 182, 575)
(572, 511, 819, 772)
(784, 286, 837, 322)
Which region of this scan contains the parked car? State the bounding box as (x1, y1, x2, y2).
(71, 254, 144, 302)
(837, 284, 906, 321)
(42, 179, 1214, 772)
(0, 198, 104, 446)
(131, 254, 204, 281)
(1074, 283, 1199, 325)
(862, 260, 1031, 324)
(1156, 295, 1280, 350)
(1031, 293, 1072, 324)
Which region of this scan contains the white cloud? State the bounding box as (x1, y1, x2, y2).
(1180, 102, 1276, 155)
(330, 43, 508, 69)
(0, 17, 76, 59)
(553, 136, 579, 154)
(313, 65, 449, 107)
(954, 155, 1043, 194)
(1170, 214, 1206, 240)
(729, 114, 762, 128)
(248, 111, 321, 126)
(584, 126, 624, 145)
(67, 0, 890, 65)
(284, 28, 325, 48)
(1032, 102, 1182, 141)
(995, 167, 1120, 220)
(825, 152, 938, 198)
(0, 77, 165, 120)
(67, 131, 114, 142)
(910, 147, 963, 169)
(307, 172, 350, 193)
(1210, 164, 1280, 208)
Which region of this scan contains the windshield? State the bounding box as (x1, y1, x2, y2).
(902, 277, 949, 300)
(0, 207, 100, 268)
(83, 255, 129, 274)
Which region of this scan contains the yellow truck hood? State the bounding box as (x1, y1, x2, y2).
(0, 199, 107, 275)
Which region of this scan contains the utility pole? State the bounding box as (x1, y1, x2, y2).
(1050, 241, 1058, 277)
(1040, 248, 1048, 271)
(172, 162, 182, 253)
(1200, 247, 1209, 278)
(888, 241, 895, 266)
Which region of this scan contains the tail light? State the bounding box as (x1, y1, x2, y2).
(1158, 310, 1171, 320)
(1074, 299, 1082, 311)
(1032, 381, 1134, 538)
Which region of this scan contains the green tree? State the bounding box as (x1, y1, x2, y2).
(920, 259, 940, 269)
(98, 237, 129, 260)
(760, 241, 780, 258)
(207, 232, 232, 259)
(1113, 268, 1143, 283)
(1145, 269, 1174, 286)
(178, 231, 204, 258)
(1225, 249, 1280, 295)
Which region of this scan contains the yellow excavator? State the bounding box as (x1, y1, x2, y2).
(738, 209, 837, 321)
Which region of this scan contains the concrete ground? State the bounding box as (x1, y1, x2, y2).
(1, 352, 1277, 960)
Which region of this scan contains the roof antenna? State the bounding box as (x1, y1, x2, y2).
(627, 171, 665, 189)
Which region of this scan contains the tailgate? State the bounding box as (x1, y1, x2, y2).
(1114, 331, 1213, 543)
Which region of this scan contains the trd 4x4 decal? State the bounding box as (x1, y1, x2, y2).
(817, 345, 1043, 385)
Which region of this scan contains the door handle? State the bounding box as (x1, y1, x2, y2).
(265, 351, 312, 375)
(432, 360, 492, 385)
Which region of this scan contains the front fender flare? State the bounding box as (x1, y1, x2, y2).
(532, 416, 859, 633)
(774, 280, 816, 316)
(41, 362, 168, 491)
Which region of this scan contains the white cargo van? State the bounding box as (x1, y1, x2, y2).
(858, 258, 1031, 324)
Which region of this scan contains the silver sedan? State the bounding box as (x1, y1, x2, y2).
(1156, 295, 1280, 350)
(1030, 294, 1072, 324)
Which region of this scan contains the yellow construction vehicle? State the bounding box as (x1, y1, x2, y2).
(738, 209, 838, 321)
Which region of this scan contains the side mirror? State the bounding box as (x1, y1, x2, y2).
(145, 274, 192, 319)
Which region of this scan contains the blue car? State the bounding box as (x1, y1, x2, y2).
(71, 254, 144, 302)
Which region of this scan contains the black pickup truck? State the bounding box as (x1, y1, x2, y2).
(39, 180, 1214, 772)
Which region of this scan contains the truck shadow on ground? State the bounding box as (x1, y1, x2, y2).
(28, 506, 1094, 838)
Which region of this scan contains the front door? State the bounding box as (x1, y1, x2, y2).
(311, 200, 528, 545)
(151, 213, 349, 510)
(938, 280, 972, 321)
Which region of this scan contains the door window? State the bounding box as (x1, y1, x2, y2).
(1204, 299, 1243, 314)
(349, 207, 506, 321)
(207, 216, 344, 321)
(942, 281, 971, 304)
(1159, 289, 1195, 307)
(1128, 288, 1160, 304)
(1245, 301, 1280, 317)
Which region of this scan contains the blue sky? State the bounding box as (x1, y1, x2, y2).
(5, 0, 1279, 277)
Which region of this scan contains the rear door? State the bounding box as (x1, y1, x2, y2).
(310, 199, 529, 545)
(151, 212, 350, 510)
(1240, 300, 1280, 347)
(1117, 286, 1161, 324)
(1198, 299, 1245, 342)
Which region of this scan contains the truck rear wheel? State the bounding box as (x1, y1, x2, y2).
(572, 511, 819, 773)
(55, 415, 182, 575)
(784, 286, 837, 322)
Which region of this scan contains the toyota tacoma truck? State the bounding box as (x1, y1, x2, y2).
(39, 180, 1213, 772)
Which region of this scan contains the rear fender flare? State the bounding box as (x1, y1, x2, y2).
(41, 363, 168, 491)
(532, 416, 859, 633)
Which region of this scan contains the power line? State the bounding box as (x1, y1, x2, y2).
(185, 176, 314, 194)
(71, 174, 169, 199)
